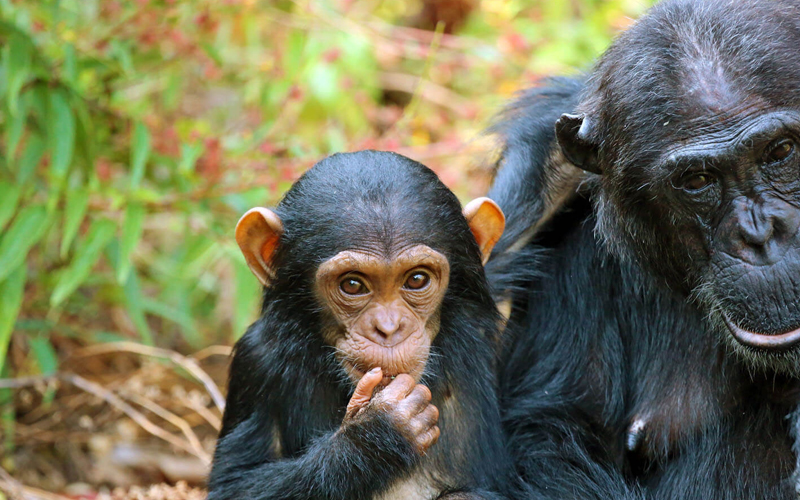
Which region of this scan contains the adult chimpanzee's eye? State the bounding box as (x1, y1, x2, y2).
(765, 139, 795, 163)
(680, 172, 716, 193)
(340, 278, 366, 295)
(405, 272, 430, 290)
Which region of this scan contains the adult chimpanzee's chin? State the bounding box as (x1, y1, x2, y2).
(693, 289, 800, 375)
(704, 234, 800, 355)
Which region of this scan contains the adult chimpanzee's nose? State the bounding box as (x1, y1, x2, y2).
(737, 200, 774, 247)
(731, 196, 800, 265)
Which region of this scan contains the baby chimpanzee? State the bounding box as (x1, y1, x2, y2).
(208, 151, 514, 500)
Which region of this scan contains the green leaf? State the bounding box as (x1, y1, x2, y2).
(72, 99, 96, 175)
(130, 122, 150, 189)
(50, 218, 116, 307)
(110, 39, 135, 76)
(16, 133, 45, 185)
(121, 271, 153, 345)
(0, 181, 20, 231)
(117, 202, 144, 283)
(28, 336, 58, 375)
(60, 187, 89, 258)
(0, 264, 26, 375)
(29, 84, 48, 121)
(4, 97, 27, 163)
(47, 90, 76, 185)
(0, 205, 49, 282)
(141, 297, 198, 345)
(62, 43, 77, 85)
(284, 31, 306, 79)
(162, 72, 182, 110)
(5, 32, 32, 115)
(200, 42, 223, 67)
(178, 142, 203, 175)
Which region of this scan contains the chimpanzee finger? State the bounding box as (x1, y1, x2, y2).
(377, 374, 416, 402)
(410, 404, 439, 435)
(400, 384, 433, 415)
(345, 367, 382, 418)
(418, 425, 441, 454)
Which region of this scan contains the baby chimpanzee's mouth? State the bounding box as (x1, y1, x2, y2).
(722, 313, 800, 351)
(345, 362, 401, 386)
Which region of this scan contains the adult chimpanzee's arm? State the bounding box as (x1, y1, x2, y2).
(493, 220, 647, 500)
(485, 78, 587, 301)
(504, 410, 644, 499)
(487, 77, 586, 256)
(488, 81, 645, 500)
(496, 222, 648, 500)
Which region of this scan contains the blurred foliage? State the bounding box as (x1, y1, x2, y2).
(0, 0, 656, 384)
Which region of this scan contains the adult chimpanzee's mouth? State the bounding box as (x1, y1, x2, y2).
(722, 313, 800, 351)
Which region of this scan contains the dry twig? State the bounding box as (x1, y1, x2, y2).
(71, 342, 226, 413)
(123, 392, 210, 462)
(0, 467, 71, 500)
(179, 396, 222, 431)
(378, 72, 473, 116)
(64, 373, 210, 463)
(0, 373, 209, 463)
(191, 345, 232, 362)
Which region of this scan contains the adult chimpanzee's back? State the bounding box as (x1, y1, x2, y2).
(488, 0, 800, 498)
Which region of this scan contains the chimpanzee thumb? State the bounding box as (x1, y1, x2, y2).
(346, 367, 382, 419)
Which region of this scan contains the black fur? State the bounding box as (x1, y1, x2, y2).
(208, 151, 516, 500)
(488, 0, 800, 498)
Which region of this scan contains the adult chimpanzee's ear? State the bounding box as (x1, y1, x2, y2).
(555, 113, 602, 175)
(463, 197, 505, 265)
(235, 208, 284, 286)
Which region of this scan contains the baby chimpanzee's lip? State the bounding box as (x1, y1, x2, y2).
(348, 364, 399, 386)
(722, 313, 800, 351)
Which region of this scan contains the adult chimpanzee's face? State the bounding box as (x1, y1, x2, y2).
(555, 0, 800, 368)
(315, 245, 450, 386)
(558, 107, 800, 361)
(664, 111, 800, 352)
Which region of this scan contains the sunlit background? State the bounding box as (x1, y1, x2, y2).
(0, 0, 655, 496)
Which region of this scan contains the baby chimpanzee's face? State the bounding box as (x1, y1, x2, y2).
(315, 244, 450, 385)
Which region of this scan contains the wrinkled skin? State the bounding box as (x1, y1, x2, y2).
(558, 37, 800, 363)
(612, 109, 800, 354)
(315, 245, 450, 384)
(344, 370, 440, 454)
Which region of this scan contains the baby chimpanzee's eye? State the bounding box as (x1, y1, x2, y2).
(405, 272, 430, 290)
(340, 278, 367, 295)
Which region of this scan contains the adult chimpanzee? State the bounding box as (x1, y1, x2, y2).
(207, 151, 515, 500)
(487, 0, 800, 498)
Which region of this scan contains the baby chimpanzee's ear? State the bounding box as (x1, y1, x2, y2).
(235, 207, 284, 286)
(463, 197, 505, 265)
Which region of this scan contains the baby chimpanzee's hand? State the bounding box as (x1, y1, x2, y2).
(345, 368, 440, 454)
